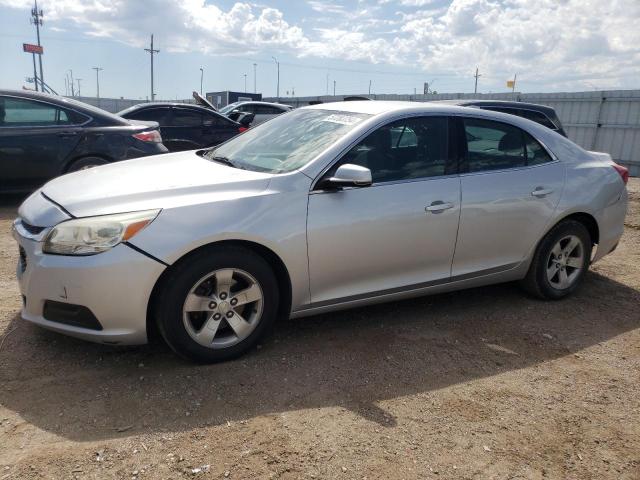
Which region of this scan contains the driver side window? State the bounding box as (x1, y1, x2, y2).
(335, 116, 451, 183)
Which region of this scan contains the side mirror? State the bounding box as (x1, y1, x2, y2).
(323, 164, 372, 189)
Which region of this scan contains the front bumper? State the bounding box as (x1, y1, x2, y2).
(13, 226, 166, 345)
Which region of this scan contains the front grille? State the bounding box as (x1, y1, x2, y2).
(20, 220, 46, 236)
(18, 246, 27, 272)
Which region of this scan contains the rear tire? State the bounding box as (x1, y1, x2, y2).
(155, 246, 279, 363)
(67, 156, 107, 172)
(520, 220, 592, 300)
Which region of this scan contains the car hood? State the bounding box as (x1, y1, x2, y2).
(37, 151, 274, 219)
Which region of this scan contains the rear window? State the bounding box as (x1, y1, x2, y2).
(0, 97, 82, 126)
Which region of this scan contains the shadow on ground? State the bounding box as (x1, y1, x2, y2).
(0, 270, 638, 442)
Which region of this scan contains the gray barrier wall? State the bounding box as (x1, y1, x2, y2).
(73, 90, 640, 176)
(266, 90, 640, 176)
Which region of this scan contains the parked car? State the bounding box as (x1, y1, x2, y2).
(14, 102, 628, 363)
(436, 99, 567, 136)
(0, 90, 167, 193)
(218, 101, 292, 125)
(118, 102, 252, 152)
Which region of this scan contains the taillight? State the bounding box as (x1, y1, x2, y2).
(133, 130, 162, 143)
(238, 126, 248, 133)
(612, 163, 629, 185)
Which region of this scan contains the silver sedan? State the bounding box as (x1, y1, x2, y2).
(13, 101, 628, 362)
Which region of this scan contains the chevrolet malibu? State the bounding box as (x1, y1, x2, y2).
(13, 102, 628, 362)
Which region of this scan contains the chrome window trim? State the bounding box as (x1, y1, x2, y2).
(0, 94, 93, 129)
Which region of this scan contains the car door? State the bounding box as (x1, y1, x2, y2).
(201, 111, 239, 146)
(306, 116, 461, 305)
(0, 96, 84, 191)
(451, 116, 564, 277)
(125, 107, 170, 137)
(165, 107, 204, 151)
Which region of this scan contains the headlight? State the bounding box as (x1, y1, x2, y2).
(43, 209, 160, 255)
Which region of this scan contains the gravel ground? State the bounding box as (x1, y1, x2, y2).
(0, 180, 639, 479)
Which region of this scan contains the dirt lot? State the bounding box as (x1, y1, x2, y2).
(0, 181, 639, 480)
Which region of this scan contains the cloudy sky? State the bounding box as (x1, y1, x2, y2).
(0, 0, 638, 99)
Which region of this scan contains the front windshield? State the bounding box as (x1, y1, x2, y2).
(205, 109, 371, 173)
(219, 102, 241, 114)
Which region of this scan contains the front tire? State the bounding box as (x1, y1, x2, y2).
(156, 246, 279, 363)
(520, 220, 592, 300)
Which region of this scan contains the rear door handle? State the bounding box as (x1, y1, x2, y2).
(57, 131, 79, 138)
(425, 201, 454, 213)
(531, 187, 554, 197)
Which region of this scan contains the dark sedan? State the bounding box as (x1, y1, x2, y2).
(436, 99, 567, 136)
(118, 103, 248, 152)
(0, 90, 167, 193)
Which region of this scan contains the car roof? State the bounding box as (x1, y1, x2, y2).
(0, 89, 129, 125)
(434, 99, 557, 116)
(231, 101, 292, 109)
(302, 100, 478, 116)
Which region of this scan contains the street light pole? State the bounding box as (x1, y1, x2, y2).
(244, 74, 247, 92)
(199, 67, 203, 95)
(271, 56, 279, 102)
(92, 67, 103, 98)
(253, 63, 257, 93)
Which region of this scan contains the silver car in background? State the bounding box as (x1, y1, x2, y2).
(13, 101, 628, 362)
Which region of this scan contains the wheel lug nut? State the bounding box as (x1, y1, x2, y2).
(230, 298, 238, 306)
(213, 313, 222, 320)
(220, 292, 228, 300)
(226, 311, 233, 318)
(209, 301, 217, 309)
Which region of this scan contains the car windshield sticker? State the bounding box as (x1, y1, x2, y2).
(322, 114, 363, 125)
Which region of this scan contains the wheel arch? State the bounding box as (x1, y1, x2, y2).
(555, 211, 599, 246)
(146, 239, 293, 341)
(64, 153, 113, 173)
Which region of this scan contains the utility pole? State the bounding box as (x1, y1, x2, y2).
(244, 74, 247, 92)
(76, 78, 82, 97)
(199, 67, 203, 95)
(32, 53, 38, 92)
(368, 79, 372, 95)
(333, 80, 336, 96)
(30, 0, 44, 92)
(272, 56, 280, 101)
(92, 67, 103, 98)
(69, 69, 75, 96)
(144, 34, 159, 101)
(512, 73, 517, 93)
(474, 66, 481, 94)
(253, 63, 257, 93)
(326, 73, 329, 95)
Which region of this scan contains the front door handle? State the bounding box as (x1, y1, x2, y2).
(531, 187, 554, 197)
(425, 201, 454, 213)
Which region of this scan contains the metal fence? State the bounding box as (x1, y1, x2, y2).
(266, 90, 640, 176)
(74, 90, 640, 176)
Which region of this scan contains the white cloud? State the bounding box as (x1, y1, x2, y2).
(1, 0, 639, 90)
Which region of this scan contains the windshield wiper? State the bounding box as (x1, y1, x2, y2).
(209, 155, 237, 168)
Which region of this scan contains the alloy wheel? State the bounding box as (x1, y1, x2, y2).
(182, 268, 264, 349)
(546, 234, 584, 289)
